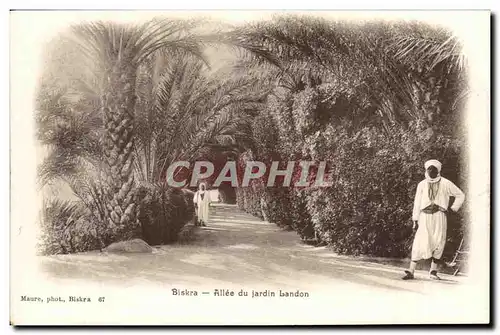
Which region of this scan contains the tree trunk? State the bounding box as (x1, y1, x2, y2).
(101, 61, 141, 241)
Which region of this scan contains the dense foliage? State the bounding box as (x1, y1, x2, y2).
(37, 186, 196, 255)
(137, 185, 195, 245)
(36, 15, 469, 261)
(233, 17, 469, 259)
(37, 199, 108, 255)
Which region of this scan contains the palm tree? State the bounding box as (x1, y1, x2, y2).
(390, 25, 466, 75)
(220, 15, 465, 129)
(49, 18, 207, 240)
(37, 20, 269, 244)
(133, 50, 269, 187)
(38, 19, 207, 239)
(389, 26, 467, 126)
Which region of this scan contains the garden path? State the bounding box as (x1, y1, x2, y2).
(33, 204, 480, 324)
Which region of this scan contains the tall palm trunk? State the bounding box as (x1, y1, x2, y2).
(101, 60, 140, 239)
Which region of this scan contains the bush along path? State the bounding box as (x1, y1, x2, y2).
(40, 203, 466, 295)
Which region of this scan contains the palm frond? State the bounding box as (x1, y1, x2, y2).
(390, 31, 466, 74)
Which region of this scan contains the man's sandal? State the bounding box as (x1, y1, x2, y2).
(402, 270, 415, 280)
(429, 270, 441, 280)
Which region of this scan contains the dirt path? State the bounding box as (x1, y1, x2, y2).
(40, 203, 466, 294)
(22, 203, 485, 325)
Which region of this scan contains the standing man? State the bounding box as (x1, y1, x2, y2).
(193, 182, 211, 227)
(402, 159, 465, 280)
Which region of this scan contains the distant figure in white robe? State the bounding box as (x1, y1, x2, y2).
(402, 159, 465, 280)
(193, 182, 210, 227)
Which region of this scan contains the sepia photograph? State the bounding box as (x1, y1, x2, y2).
(9, 9, 490, 326)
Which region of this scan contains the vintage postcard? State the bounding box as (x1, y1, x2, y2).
(9, 10, 490, 325)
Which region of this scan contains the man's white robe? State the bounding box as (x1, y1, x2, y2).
(194, 191, 210, 224)
(411, 177, 465, 261)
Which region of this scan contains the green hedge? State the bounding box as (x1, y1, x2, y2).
(235, 80, 468, 260)
(236, 128, 467, 259)
(138, 184, 195, 245)
(38, 185, 196, 255)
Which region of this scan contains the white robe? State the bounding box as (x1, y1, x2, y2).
(194, 191, 210, 224)
(411, 177, 465, 261)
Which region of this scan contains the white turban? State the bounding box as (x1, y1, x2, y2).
(424, 159, 442, 172)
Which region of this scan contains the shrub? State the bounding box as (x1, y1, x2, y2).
(37, 198, 108, 255)
(302, 123, 467, 258)
(180, 188, 196, 222)
(236, 185, 265, 219)
(289, 189, 315, 240)
(137, 183, 195, 246)
(260, 188, 293, 229)
(38, 184, 197, 255)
